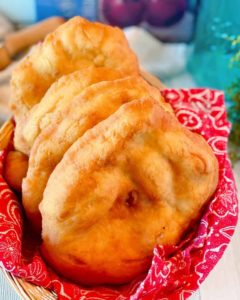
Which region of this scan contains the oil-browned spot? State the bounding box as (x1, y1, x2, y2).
(125, 190, 138, 207)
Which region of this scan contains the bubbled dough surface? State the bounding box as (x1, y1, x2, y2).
(40, 98, 218, 285)
(11, 17, 140, 153)
(22, 75, 171, 231)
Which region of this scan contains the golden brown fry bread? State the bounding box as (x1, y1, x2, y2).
(10, 17, 139, 153)
(11, 16, 139, 112)
(16, 67, 124, 154)
(40, 98, 218, 286)
(23, 76, 171, 231)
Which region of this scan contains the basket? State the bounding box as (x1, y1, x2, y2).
(0, 74, 238, 300)
(0, 71, 164, 300)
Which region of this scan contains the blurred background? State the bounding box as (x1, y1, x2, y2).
(0, 1, 239, 300)
(0, 0, 239, 142)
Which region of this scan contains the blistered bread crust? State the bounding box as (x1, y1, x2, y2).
(40, 98, 218, 285)
(22, 76, 171, 231)
(11, 17, 139, 153)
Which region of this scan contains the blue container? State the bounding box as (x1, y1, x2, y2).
(187, 0, 240, 105)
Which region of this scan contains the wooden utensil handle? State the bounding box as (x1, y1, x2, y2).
(5, 17, 65, 57)
(0, 47, 11, 70)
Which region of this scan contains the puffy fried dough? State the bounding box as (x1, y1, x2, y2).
(11, 16, 138, 112)
(40, 98, 218, 285)
(11, 17, 139, 153)
(16, 67, 124, 154)
(23, 76, 171, 231)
